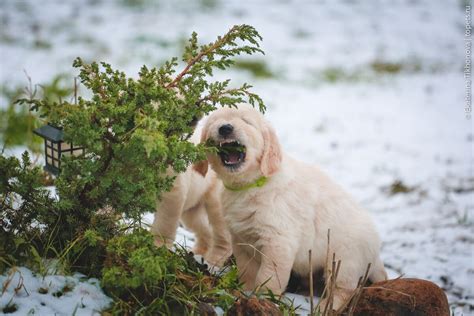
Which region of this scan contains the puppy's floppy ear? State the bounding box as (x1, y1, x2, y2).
(193, 123, 209, 177)
(260, 121, 282, 176)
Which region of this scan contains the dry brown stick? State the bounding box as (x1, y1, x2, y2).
(322, 229, 332, 316)
(309, 249, 314, 315)
(325, 229, 331, 273)
(345, 263, 372, 315)
(335, 259, 341, 281)
(331, 258, 342, 316)
(317, 275, 329, 315)
(323, 253, 336, 316)
(329, 254, 338, 315)
(74, 77, 78, 105)
(342, 276, 364, 316)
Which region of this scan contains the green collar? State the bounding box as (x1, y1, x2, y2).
(224, 176, 268, 192)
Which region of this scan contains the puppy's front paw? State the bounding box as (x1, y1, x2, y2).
(154, 237, 173, 249)
(192, 244, 209, 256)
(205, 248, 232, 267)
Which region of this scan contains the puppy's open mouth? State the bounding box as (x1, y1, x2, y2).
(218, 141, 246, 169)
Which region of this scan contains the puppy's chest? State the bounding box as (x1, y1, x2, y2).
(223, 192, 274, 242)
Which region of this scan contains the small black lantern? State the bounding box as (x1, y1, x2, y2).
(33, 124, 84, 175)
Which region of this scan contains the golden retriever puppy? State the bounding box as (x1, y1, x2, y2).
(151, 130, 232, 267)
(195, 106, 387, 310)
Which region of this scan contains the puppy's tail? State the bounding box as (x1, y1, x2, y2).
(369, 257, 388, 283)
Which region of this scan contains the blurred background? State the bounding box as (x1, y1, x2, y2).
(0, 0, 472, 313)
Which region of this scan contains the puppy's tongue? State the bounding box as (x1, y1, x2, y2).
(225, 152, 241, 164)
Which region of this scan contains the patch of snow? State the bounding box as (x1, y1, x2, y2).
(0, 267, 112, 315)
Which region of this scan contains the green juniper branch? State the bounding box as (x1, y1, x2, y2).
(0, 24, 293, 315)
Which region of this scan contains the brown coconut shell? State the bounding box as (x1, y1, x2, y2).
(352, 278, 450, 316)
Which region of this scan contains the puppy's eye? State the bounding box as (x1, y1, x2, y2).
(241, 117, 254, 127)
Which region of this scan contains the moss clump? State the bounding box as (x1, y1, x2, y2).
(2, 304, 18, 314)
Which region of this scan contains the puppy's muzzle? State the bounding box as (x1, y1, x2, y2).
(218, 124, 234, 137)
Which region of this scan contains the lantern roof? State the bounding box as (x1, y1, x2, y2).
(33, 124, 64, 142)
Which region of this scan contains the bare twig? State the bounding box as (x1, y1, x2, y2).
(309, 249, 314, 315)
(329, 254, 337, 314)
(2, 267, 29, 297)
(325, 229, 331, 276)
(344, 263, 372, 315)
(322, 229, 332, 316)
(74, 77, 78, 105)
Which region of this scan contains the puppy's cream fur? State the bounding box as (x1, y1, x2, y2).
(196, 106, 387, 309)
(151, 130, 231, 266)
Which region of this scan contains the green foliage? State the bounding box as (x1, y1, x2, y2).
(102, 229, 241, 314)
(0, 152, 53, 271)
(17, 24, 265, 225)
(0, 151, 118, 276)
(0, 102, 41, 152)
(1, 25, 280, 314)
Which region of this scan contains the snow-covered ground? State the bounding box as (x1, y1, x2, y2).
(1, 0, 472, 315)
(0, 267, 111, 315)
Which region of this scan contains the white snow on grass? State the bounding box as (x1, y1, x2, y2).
(0, 267, 112, 315)
(1, 0, 472, 315)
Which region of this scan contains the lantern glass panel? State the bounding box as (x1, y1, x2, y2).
(62, 142, 73, 157)
(62, 142, 71, 150)
(47, 156, 52, 165)
(72, 148, 84, 156)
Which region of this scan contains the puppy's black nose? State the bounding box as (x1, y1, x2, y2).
(218, 124, 234, 137)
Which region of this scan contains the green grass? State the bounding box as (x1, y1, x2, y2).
(293, 28, 311, 39)
(384, 180, 417, 195)
(120, 0, 156, 9)
(320, 67, 365, 83)
(370, 60, 422, 74)
(313, 58, 428, 85)
(33, 40, 52, 50)
(370, 61, 403, 74)
(234, 60, 275, 78)
(0, 74, 73, 153)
